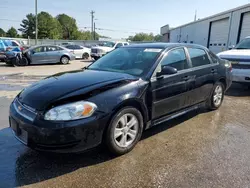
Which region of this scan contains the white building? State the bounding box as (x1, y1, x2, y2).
(160, 4, 250, 53)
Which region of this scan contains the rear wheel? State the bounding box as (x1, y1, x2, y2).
(60, 56, 69, 64)
(206, 82, 225, 110)
(82, 53, 89, 60)
(105, 107, 143, 155)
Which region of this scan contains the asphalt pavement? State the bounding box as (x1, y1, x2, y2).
(0, 62, 250, 188)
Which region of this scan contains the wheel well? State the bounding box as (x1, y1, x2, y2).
(61, 55, 70, 60)
(218, 78, 226, 89)
(110, 100, 148, 129)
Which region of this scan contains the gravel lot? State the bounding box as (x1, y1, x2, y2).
(0, 60, 250, 188)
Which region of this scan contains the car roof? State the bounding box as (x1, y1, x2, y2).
(123, 42, 207, 50)
(29, 44, 61, 49)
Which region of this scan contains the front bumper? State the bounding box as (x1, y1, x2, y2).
(232, 69, 250, 84)
(70, 55, 76, 61)
(9, 98, 109, 153)
(91, 53, 105, 58)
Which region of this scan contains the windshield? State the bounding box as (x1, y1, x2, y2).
(99, 42, 116, 48)
(88, 47, 163, 77)
(236, 38, 250, 49)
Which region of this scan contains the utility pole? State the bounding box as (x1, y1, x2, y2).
(194, 10, 197, 21)
(35, 0, 38, 45)
(94, 22, 96, 40)
(90, 10, 95, 40)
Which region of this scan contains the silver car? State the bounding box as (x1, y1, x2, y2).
(23, 45, 75, 65)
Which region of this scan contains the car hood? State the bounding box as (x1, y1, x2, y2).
(18, 69, 137, 110)
(217, 49, 250, 60)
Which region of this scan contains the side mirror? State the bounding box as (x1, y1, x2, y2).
(156, 66, 177, 78)
(228, 45, 235, 50)
(31, 50, 35, 54)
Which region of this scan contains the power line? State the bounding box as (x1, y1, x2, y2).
(0, 18, 20, 22)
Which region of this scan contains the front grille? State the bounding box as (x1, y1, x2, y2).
(91, 49, 98, 53)
(232, 64, 250, 69)
(13, 98, 37, 121)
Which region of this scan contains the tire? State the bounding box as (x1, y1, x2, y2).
(206, 82, 225, 110)
(82, 53, 89, 60)
(105, 107, 143, 155)
(18, 56, 29, 66)
(60, 56, 69, 64)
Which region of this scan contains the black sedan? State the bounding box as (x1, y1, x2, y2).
(9, 43, 232, 155)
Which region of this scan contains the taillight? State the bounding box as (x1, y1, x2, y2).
(20, 47, 24, 51)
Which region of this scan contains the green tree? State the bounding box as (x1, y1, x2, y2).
(38, 11, 62, 39)
(154, 34, 162, 42)
(128, 33, 161, 42)
(6, 27, 18, 38)
(19, 13, 36, 38)
(0, 28, 5, 37)
(56, 14, 79, 40)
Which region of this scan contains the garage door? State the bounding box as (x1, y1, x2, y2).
(239, 12, 250, 42)
(209, 18, 229, 54)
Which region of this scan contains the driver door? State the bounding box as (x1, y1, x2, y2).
(30, 46, 48, 64)
(150, 47, 193, 119)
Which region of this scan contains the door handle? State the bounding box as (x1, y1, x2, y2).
(211, 69, 216, 73)
(182, 76, 191, 81)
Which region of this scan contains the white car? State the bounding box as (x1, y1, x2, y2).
(65, 44, 91, 59)
(217, 37, 250, 85)
(91, 41, 129, 60)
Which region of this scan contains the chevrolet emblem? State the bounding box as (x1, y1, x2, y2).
(18, 105, 22, 111)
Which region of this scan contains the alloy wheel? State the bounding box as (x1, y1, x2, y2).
(213, 85, 223, 106)
(114, 113, 139, 148)
(61, 57, 69, 64)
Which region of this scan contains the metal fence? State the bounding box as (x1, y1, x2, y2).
(0, 37, 160, 47)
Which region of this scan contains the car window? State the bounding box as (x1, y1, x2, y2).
(89, 47, 162, 76)
(65, 45, 75, 49)
(123, 43, 128, 46)
(161, 48, 189, 71)
(208, 51, 219, 64)
(46, 46, 58, 52)
(33, 46, 45, 53)
(57, 46, 64, 51)
(115, 43, 123, 48)
(188, 48, 211, 67)
(74, 45, 83, 49)
(11, 41, 19, 46)
(236, 38, 250, 49)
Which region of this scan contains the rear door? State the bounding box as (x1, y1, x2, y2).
(45, 46, 61, 63)
(73, 45, 84, 58)
(150, 47, 192, 119)
(185, 47, 218, 106)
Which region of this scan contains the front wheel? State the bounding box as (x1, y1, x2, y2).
(206, 82, 225, 110)
(82, 53, 89, 60)
(105, 107, 143, 155)
(60, 56, 69, 64)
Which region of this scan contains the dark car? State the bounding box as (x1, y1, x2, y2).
(9, 43, 232, 155)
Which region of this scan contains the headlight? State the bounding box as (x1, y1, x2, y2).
(98, 49, 105, 53)
(44, 101, 97, 121)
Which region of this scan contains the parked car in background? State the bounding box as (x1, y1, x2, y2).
(217, 37, 250, 85)
(10, 39, 29, 51)
(61, 42, 74, 46)
(0, 39, 22, 62)
(65, 44, 91, 59)
(5, 45, 75, 66)
(9, 43, 232, 155)
(91, 41, 129, 60)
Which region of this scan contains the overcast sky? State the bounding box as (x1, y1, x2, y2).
(0, 0, 249, 39)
